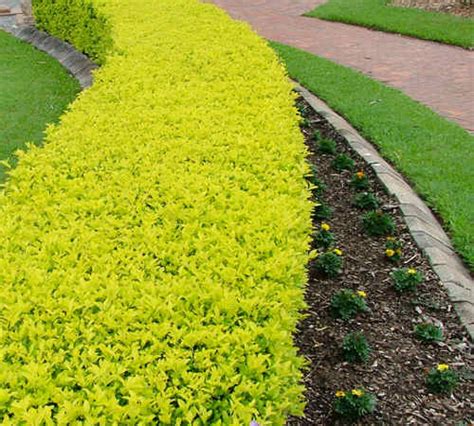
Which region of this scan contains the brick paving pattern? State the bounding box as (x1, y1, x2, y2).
(207, 0, 474, 132)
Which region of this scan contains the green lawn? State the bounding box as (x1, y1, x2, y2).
(271, 42, 474, 270)
(305, 0, 474, 49)
(0, 30, 79, 182)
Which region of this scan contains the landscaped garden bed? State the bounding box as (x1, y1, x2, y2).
(288, 96, 473, 424)
(2, 0, 473, 423)
(393, 0, 473, 18)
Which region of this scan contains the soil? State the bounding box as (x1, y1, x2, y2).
(391, 0, 474, 18)
(287, 97, 474, 425)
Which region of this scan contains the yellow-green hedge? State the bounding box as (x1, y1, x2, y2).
(1, 0, 311, 423)
(32, 0, 112, 64)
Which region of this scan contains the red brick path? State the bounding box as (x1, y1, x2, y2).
(206, 0, 474, 132)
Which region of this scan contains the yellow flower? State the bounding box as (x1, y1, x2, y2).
(357, 290, 367, 298)
(351, 389, 364, 397)
(437, 364, 449, 372)
(356, 171, 365, 179)
(335, 390, 346, 398)
(386, 236, 395, 241)
(321, 223, 331, 231)
(333, 248, 343, 256)
(407, 268, 417, 275)
(385, 249, 395, 257)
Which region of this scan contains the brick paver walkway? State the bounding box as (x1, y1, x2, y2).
(207, 0, 474, 132)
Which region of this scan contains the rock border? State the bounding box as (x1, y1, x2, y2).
(295, 83, 474, 340)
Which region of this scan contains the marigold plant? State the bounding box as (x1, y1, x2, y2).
(391, 267, 424, 293)
(312, 223, 335, 249)
(353, 191, 380, 210)
(426, 364, 459, 394)
(333, 388, 376, 420)
(314, 250, 343, 277)
(342, 331, 371, 363)
(385, 237, 403, 262)
(414, 323, 444, 343)
(351, 170, 369, 190)
(362, 210, 396, 236)
(330, 289, 368, 320)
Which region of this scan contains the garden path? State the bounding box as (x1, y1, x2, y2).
(206, 0, 474, 132)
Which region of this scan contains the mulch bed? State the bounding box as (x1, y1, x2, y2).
(287, 97, 474, 425)
(391, 0, 474, 18)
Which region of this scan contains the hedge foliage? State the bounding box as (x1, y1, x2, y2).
(32, 0, 113, 64)
(1, 0, 311, 423)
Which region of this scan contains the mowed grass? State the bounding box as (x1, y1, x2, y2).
(0, 30, 79, 182)
(305, 0, 474, 49)
(271, 42, 474, 269)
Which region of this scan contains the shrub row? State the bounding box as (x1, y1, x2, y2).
(0, 0, 312, 423)
(32, 0, 113, 64)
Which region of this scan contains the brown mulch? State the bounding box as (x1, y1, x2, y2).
(287, 97, 474, 425)
(391, 0, 474, 18)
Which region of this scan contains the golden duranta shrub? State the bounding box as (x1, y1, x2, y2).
(0, 0, 312, 423)
(32, 0, 113, 64)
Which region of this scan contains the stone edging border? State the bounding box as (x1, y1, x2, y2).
(295, 83, 474, 340)
(8, 25, 97, 89)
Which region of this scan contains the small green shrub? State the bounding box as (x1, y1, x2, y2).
(312, 130, 321, 141)
(297, 101, 308, 116)
(385, 237, 403, 262)
(362, 210, 395, 236)
(32, 0, 113, 64)
(391, 267, 423, 293)
(414, 323, 444, 343)
(426, 364, 459, 394)
(312, 203, 333, 220)
(333, 389, 376, 420)
(332, 153, 355, 171)
(307, 164, 326, 194)
(351, 170, 369, 190)
(314, 250, 343, 277)
(313, 223, 335, 249)
(342, 332, 371, 363)
(318, 138, 337, 155)
(331, 289, 368, 320)
(309, 163, 318, 176)
(300, 115, 310, 127)
(353, 192, 380, 210)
